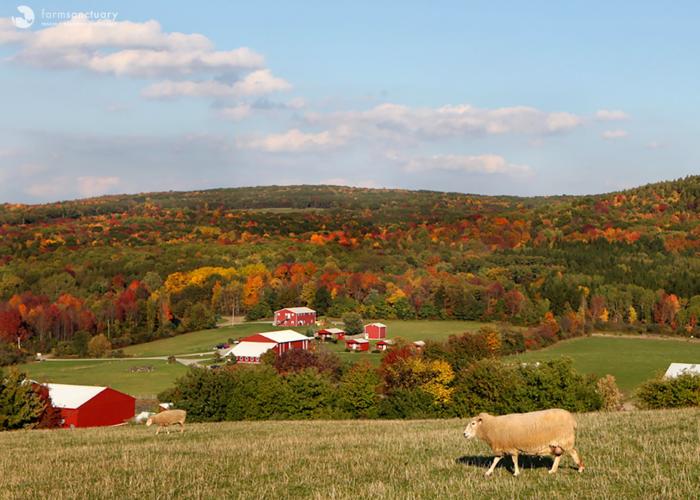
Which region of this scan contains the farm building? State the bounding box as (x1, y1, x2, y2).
(664, 363, 700, 378)
(46, 383, 135, 428)
(346, 338, 370, 351)
(317, 327, 345, 341)
(413, 340, 426, 350)
(364, 322, 387, 339)
(273, 307, 317, 327)
(376, 339, 394, 351)
(223, 330, 312, 364)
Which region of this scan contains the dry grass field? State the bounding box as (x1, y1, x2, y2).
(0, 408, 697, 499)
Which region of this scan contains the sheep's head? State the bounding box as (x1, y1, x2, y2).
(463, 414, 486, 439)
(146, 418, 153, 427)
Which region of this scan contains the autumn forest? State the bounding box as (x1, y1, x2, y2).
(1, 176, 699, 360)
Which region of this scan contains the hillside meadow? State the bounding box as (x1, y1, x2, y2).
(0, 408, 697, 499)
(513, 335, 700, 394)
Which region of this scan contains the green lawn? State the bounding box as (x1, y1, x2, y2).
(512, 336, 700, 395)
(19, 359, 188, 398)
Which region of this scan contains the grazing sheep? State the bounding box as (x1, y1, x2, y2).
(463, 408, 584, 476)
(146, 409, 186, 435)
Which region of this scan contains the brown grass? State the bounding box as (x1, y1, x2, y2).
(0, 408, 697, 499)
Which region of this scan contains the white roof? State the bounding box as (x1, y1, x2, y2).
(366, 322, 386, 328)
(259, 330, 310, 343)
(664, 363, 700, 379)
(230, 341, 277, 358)
(320, 328, 344, 334)
(278, 307, 316, 314)
(413, 340, 426, 347)
(347, 338, 369, 344)
(46, 383, 107, 409)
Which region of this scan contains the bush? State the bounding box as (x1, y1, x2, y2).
(0, 344, 28, 366)
(342, 312, 363, 335)
(636, 374, 700, 409)
(246, 302, 272, 321)
(337, 362, 381, 418)
(181, 303, 216, 331)
(87, 334, 112, 358)
(596, 374, 624, 411)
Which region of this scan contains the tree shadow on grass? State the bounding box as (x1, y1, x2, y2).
(456, 455, 555, 474)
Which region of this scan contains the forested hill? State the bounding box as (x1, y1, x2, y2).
(0, 176, 699, 354)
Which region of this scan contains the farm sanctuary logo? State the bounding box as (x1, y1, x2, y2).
(9, 5, 118, 28)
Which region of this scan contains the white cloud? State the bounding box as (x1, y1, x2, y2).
(320, 178, 379, 188)
(595, 109, 629, 121)
(77, 176, 120, 197)
(241, 128, 346, 152)
(307, 103, 582, 142)
(601, 129, 628, 140)
(219, 104, 252, 120)
(142, 70, 290, 98)
(403, 154, 532, 177)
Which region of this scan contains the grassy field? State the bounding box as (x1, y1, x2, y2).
(0, 408, 697, 499)
(512, 336, 700, 395)
(18, 360, 188, 398)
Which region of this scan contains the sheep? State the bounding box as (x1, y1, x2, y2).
(146, 409, 187, 435)
(463, 408, 584, 476)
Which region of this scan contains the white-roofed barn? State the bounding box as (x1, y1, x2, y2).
(273, 307, 317, 327)
(46, 383, 135, 428)
(222, 330, 312, 364)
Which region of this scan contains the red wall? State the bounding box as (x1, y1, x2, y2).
(275, 310, 316, 326)
(59, 388, 135, 428)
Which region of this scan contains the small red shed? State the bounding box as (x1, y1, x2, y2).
(46, 383, 135, 428)
(376, 339, 394, 351)
(346, 338, 370, 352)
(317, 328, 345, 341)
(273, 307, 317, 327)
(364, 322, 387, 339)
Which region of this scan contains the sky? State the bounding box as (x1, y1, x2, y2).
(0, 0, 698, 203)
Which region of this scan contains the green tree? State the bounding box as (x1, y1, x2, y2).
(0, 369, 45, 430)
(342, 312, 364, 335)
(87, 334, 112, 358)
(337, 362, 381, 418)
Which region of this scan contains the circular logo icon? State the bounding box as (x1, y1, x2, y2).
(11, 5, 35, 29)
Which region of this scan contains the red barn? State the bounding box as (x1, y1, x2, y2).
(364, 322, 387, 339)
(273, 307, 317, 327)
(346, 338, 370, 351)
(224, 330, 312, 364)
(317, 328, 345, 341)
(46, 383, 135, 428)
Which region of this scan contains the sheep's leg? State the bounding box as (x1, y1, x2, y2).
(569, 448, 584, 472)
(511, 453, 520, 476)
(548, 455, 561, 474)
(179, 422, 185, 433)
(155, 426, 161, 435)
(485, 456, 502, 476)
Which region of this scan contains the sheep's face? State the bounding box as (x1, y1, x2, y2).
(463, 416, 483, 439)
(146, 418, 153, 427)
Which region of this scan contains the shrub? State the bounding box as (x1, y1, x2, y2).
(87, 334, 112, 358)
(596, 374, 624, 411)
(0, 344, 28, 367)
(246, 302, 272, 321)
(451, 359, 526, 416)
(342, 312, 363, 335)
(636, 374, 700, 409)
(181, 303, 216, 331)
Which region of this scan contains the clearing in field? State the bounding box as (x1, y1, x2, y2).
(513, 335, 700, 394)
(19, 359, 188, 399)
(0, 409, 697, 499)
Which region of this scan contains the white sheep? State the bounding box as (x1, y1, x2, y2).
(463, 408, 584, 476)
(146, 409, 187, 435)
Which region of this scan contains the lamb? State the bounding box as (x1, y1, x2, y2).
(463, 408, 584, 476)
(146, 409, 187, 435)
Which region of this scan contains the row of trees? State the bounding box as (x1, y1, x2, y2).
(161, 331, 608, 421)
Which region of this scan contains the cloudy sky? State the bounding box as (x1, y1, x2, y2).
(1, 1, 698, 203)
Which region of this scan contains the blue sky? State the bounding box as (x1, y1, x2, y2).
(1, 1, 698, 202)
